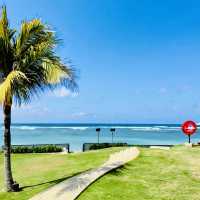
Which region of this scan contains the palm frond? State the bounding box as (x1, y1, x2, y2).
(42, 58, 76, 87)
(0, 70, 28, 104)
(0, 6, 77, 106)
(15, 19, 58, 59)
(0, 6, 15, 74)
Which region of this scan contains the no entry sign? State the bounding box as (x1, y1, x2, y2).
(182, 121, 197, 143)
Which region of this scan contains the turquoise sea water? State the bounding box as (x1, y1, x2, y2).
(0, 124, 200, 151)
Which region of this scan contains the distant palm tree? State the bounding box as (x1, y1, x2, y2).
(0, 6, 77, 192)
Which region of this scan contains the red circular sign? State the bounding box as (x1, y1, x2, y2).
(182, 121, 197, 135)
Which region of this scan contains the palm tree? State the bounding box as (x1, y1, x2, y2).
(0, 6, 77, 192)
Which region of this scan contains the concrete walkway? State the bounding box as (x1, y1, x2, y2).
(29, 147, 140, 200)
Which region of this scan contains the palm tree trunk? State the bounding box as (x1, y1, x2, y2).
(3, 103, 15, 192)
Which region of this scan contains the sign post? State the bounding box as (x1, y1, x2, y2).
(110, 128, 116, 144)
(96, 128, 101, 143)
(181, 121, 197, 144)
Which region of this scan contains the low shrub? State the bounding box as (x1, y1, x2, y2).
(89, 143, 128, 150)
(11, 145, 63, 153)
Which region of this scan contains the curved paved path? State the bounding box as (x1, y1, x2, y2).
(29, 147, 140, 200)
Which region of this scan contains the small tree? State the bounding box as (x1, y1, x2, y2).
(0, 6, 77, 191)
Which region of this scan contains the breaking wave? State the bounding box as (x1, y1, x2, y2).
(3, 124, 182, 132)
(131, 126, 180, 131)
(10, 126, 89, 131)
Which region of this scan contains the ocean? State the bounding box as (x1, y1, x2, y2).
(0, 124, 200, 151)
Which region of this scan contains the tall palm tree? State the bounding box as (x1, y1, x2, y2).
(0, 6, 77, 192)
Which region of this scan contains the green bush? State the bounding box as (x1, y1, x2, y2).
(89, 143, 128, 150)
(11, 145, 63, 153)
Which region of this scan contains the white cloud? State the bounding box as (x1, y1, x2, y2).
(72, 112, 88, 117)
(54, 87, 71, 97)
(13, 104, 49, 113)
(53, 87, 78, 98)
(70, 112, 95, 119)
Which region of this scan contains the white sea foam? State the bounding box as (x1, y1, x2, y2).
(130, 126, 180, 131)
(131, 127, 161, 131)
(11, 126, 37, 130)
(66, 127, 89, 130)
(8, 125, 181, 132)
(96, 126, 144, 129)
(154, 126, 168, 128)
(10, 126, 89, 131)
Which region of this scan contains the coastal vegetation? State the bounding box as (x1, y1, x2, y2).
(0, 6, 76, 191)
(86, 143, 128, 151)
(11, 145, 63, 153)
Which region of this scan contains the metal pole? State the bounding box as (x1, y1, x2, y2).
(112, 132, 113, 144)
(96, 128, 100, 144)
(188, 135, 191, 144)
(110, 128, 115, 144)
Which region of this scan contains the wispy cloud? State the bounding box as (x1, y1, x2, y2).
(70, 112, 96, 119)
(13, 104, 49, 113)
(53, 87, 78, 98)
(72, 112, 88, 117)
(13, 104, 33, 110)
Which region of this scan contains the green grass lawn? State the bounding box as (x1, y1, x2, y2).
(78, 146, 200, 200)
(1, 146, 200, 200)
(0, 147, 124, 200)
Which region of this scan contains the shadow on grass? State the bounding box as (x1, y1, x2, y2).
(20, 169, 92, 191)
(109, 163, 132, 176)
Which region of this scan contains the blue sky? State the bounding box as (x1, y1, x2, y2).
(1, 0, 200, 123)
